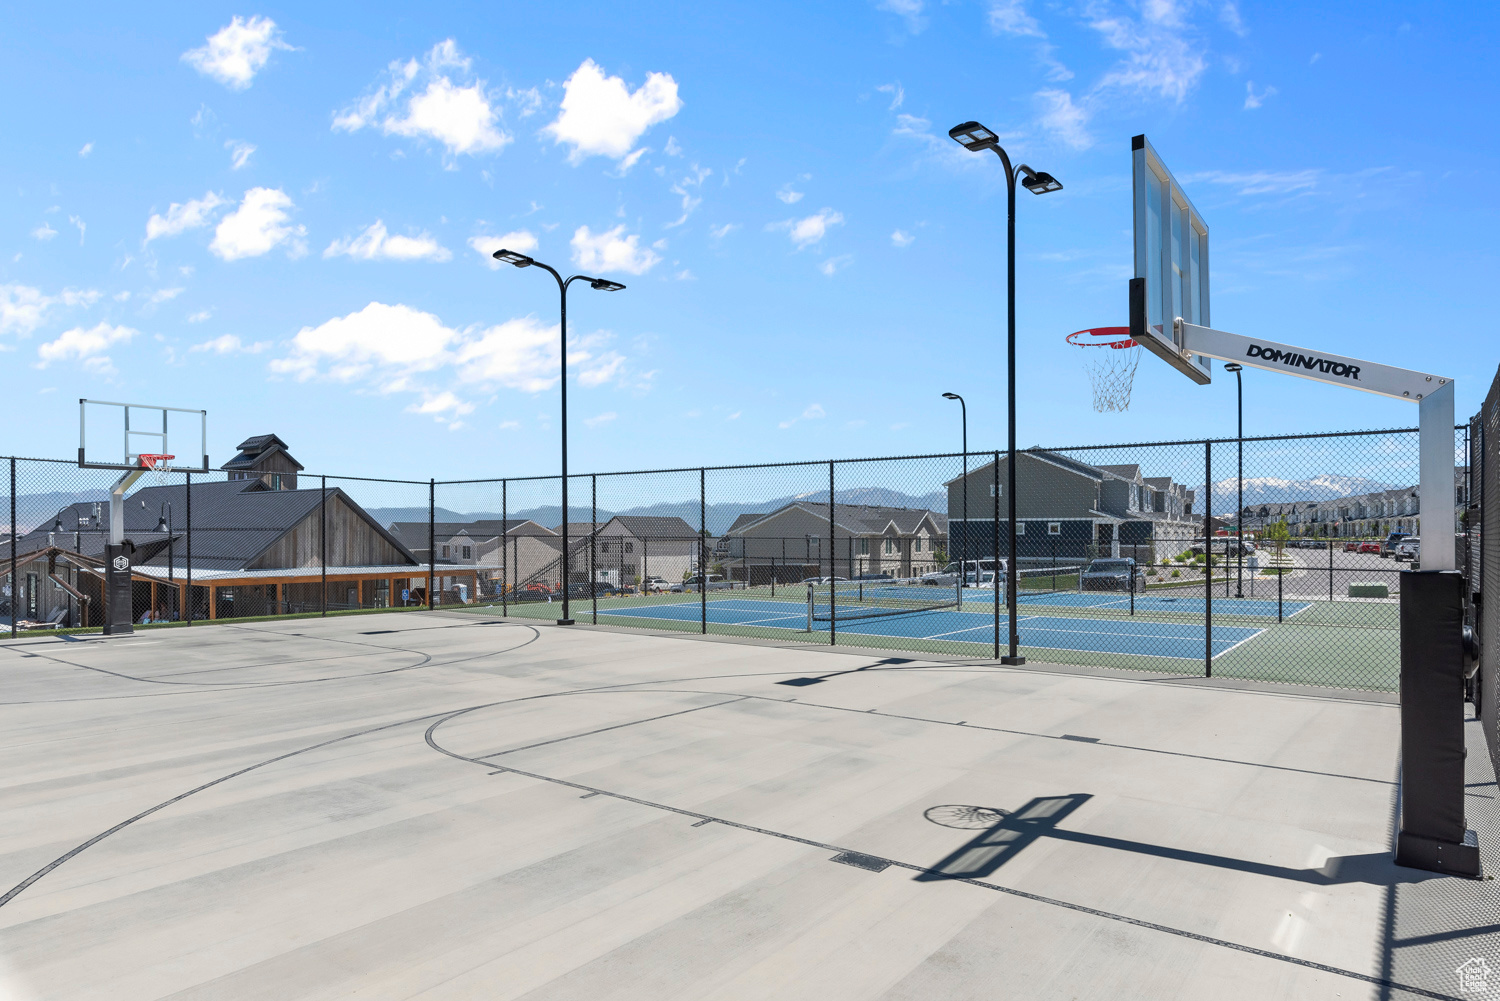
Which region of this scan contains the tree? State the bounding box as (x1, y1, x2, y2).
(1262, 517, 1290, 555)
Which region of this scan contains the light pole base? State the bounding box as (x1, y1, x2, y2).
(556, 618, 575, 626)
(1000, 655, 1026, 666)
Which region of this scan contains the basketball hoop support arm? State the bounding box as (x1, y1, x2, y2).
(108, 468, 147, 546)
(1174, 318, 1455, 571)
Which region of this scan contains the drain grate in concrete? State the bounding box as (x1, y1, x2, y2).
(830, 852, 891, 873)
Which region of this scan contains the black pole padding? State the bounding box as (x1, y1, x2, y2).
(1395, 570, 1481, 877)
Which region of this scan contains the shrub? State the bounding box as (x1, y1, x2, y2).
(1170, 569, 1181, 578)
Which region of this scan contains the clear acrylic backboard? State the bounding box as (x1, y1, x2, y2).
(1131, 134, 1212, 385)
(78, 399, 208, 472)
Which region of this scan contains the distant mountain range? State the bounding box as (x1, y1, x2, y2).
(1201, 474, 1398, 514)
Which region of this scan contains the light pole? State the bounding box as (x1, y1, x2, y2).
(1224, 362, 1244, 598)
(492, 248, 626, 625)
(155, 502, 174, 619)
(949, 121, 1062, 665)
(942, 393, 967, 571)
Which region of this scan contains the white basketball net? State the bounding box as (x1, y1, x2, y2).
(139, 454, 174, 486)
(1083, 343, 1141, 412)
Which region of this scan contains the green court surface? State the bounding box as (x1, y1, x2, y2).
(472, 585, 1400, 692)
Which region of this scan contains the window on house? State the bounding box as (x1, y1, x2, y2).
(270, 474, 282, 490)
(441, 545, 450, 557)
(1016, 522, 1026, 535)
(601, 542, 612, 553)
(884, 539, 895, 554)
(1048, 522, 1061, 535)
(858, 539, 869, 555)
(462, 546, 472, 560)
(989, 483, 1000, 497)
(914, 537, 923, 552)
(625, 542, 634, 553)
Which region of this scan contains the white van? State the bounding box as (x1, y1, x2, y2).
(921, 559, 1004, 587)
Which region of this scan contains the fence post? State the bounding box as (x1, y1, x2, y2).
(501, 479, 507, 617)
(427, 478, 435, 611)
(993, 450, 1001, 660)
(1204, 441, 1212, 678)
(1328, 538, 1334, 602)
(9, 458, 15, 639)
(185, 471, 192, 625)
(321, 476, 328, 616)
(591, 474, 598, 625)
(828, 460, 836, 646)
(700, 467, 707, 635)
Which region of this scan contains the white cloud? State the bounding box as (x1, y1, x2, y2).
(32, 223, 57, 241)
(1036, 89, 1092, 149)
(614, 148, 648, 174)
(1244, 80, 1277, 110)
(145, 192, 227, 243)
(272, 301, 461, 382)
(664, 136, 682, 156)
(469, 230, 538, 268)
(571, 224, 660, 274)
(226, 140, 256, 169)
(68, 215, 85, 245)
(877, 0, 927, 33)
(577, 347, 625, 386)
(78, 142, 93, 158)
(211, 187, 306, 260)
(36, 322, 135, 372)
(334, 40, 509, 157)
(779, 403, 826, 429)
(584, 411, 617, 428)
(1, 284, 99, 339)
(989, 0, 1044, 36)
(819, 255, 852, 276)
(1088, 1, 1207, 103)
(876, 82, 904, 110)
(771, 208, 843, 249)
(891, 229, 914, 247)
(1220, 1, 1247, 36)
(182, 16, 293, 91)
(407, 392, 475, 417)
(454, 316, 560, 392)
(709, 223, 737, 240)
(665, 163, 711, 227)
(191, 334, 269, 354)
(148, 287, 185, 304)
(776, 184, 805, 204)
(325, 220, 451, 261)
(1183, 169, 1320, 196)
(543, 58, 682, 162)
(187, 309, 212, 323)
(498, 420, 521, 430)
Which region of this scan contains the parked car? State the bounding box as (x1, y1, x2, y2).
(642, 576, 672, 593)
(671, 574, 735, 593)
(565, 582, 623, 598)
(921, 559, 1001, 587)
(799, 576, 849, 586)
(1393, 537, 1420, 561)
(1080, 557, 1144, 592)
(1344, 541, 1360, 552)
(963, 571, 998, 589)
(850, 573, 895, 582)
(1358, 541, 1382, 554)
(1381, 531, 1412, 557)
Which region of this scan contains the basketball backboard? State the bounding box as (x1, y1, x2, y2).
(78, 399, 208, 472)
(1130, 134, 1211, 385)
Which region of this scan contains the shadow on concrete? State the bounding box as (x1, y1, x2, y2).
(919, 796, 1445, 887)
(775, 656, 918, 687)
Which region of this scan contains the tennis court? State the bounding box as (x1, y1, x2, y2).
(596, 592, 1268, 661)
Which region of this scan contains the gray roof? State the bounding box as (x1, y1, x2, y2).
(603, 515, 701, 538)
(5, 480, 416, 572)
(221, 433, 304, 472)
(944, 450, 1106, 487)
(727, 502, 946, 537)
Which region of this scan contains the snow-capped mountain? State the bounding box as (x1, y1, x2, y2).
(1201, 474, 1398, 511)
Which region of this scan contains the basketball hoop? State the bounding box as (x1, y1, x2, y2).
(1067, 326, 1140, 412)
(138, 453, 175, 485)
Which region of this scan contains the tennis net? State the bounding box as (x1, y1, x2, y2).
(808, 579, 963, 622)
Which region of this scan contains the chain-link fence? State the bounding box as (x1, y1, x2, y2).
(1472, 369, 1498, 779)
(0, 424, 1471, 694)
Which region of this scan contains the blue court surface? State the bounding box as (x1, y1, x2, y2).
(597, 596, 1267, 661)
(1008, 590, 1311, 618)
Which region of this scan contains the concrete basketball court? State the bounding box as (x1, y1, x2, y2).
(1, 612, 1495, 1000)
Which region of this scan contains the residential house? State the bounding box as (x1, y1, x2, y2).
(719, 503, 947, 583)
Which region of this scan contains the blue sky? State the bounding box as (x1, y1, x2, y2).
(2, 1, 1495, 481)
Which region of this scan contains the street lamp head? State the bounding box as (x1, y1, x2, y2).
(1019, 170, 1063, 194)
(588, 278, 626, 292)
(1224, 362, 1243, 373)
(948, 121, 999, 152)
(155, 516, 169, 534)
(490, 248, 534, 268)
(942, 392, 961, 400)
